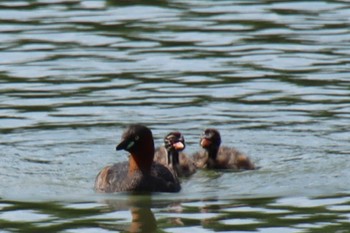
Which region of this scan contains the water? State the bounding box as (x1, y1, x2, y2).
(0, 0, 349, 232)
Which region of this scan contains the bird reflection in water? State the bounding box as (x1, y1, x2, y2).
(99, 194, 161, 233)
(128, 203, 157, 233)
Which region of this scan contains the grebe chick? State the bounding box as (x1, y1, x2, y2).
(154, 131, 196, 177)
(193, 128, 255, 170)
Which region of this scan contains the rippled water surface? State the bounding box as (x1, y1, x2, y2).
(0, 0, 349, 232)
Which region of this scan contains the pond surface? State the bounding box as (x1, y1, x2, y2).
(0, 0, 349, 232)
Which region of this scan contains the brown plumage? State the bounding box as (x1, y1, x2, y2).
(94, 124, 181, 193)
(192, 128, 255, 170)
(154, 132, 196, 178)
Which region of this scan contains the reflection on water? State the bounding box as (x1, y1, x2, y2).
(0, 0, 349, 231)
(1, 194, 350, 232)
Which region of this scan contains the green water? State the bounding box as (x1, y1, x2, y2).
(0, 0, 349, 232)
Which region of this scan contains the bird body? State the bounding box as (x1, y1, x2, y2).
(95, 124, 181, 193)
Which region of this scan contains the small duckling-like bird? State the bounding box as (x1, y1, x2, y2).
(192, 128, 255, 170)
(154, 132, 196, 177)
(94, 124, 181, 193)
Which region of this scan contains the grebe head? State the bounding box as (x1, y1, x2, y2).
(200, 128, 221, 150)
(164, 131, 185, 152)
(116, 124, 154, 155)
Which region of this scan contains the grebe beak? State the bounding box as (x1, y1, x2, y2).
(116, 138, 134, 151)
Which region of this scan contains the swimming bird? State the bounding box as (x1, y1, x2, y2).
(94, 124, 181, 193)
(154, 132, 196, 177)
(192, 128, 255, 170)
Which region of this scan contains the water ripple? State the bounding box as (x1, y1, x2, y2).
(0, 0, 349, 231)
